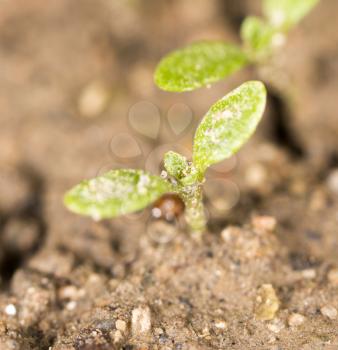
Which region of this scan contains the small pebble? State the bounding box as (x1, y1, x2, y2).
(320, 305, 337, 320)
(214, 320, 227, 329)
(288, 313, 305, 327)
(301, 269, 316, 279)
(255, 284, 280, 321)
(131, 306, 151, 336)
(252, 215, 277, 233)
(327, 268, 338, 286)
(58, 285, 81, 300)
(267, 319, 284, 333)
(115, 319, 127, 333)
(154, 327, 164, 335)
(221, 226, 237, 242)
(66, 301, 77, 311)
(4, 304, 16, 316)
(327, 169, 338, 194)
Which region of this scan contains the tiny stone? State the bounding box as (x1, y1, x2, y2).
(4, 304, 16, 316)
(131, 306, 151, 336)
(221, 226, 236, 242)
(320, 305, 337, 320)
(154, 327, 164, 335)
(327, 169, 338, 194)
(267, 319, 284, 333)
(66, 301, 77, 311)
(214, 320, 227, 329)
(255, 284, 280, 321)
(301, 269, 316, 279)
(202, 327, 210, 335)
(115, 319, 127, 333)
(251, 215, 277, 233)
(58, 285, 79, 300)
(327, 268, 338, 286)
(288, 313, 305, 327)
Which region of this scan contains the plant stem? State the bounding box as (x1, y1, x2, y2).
(180, 183, 207, 236)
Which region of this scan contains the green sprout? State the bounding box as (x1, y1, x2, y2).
(64, 81, 267, 235)
(154, 0, 319, 92)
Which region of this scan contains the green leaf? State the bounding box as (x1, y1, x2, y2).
(164, 151, 188, 180)
(263, 0, 320, 29)
(240, 16, 278, 59)
(154, 41, 248, 92)
(164, 151, 200, 185)
(64, 169, 171, 220)
(193, 81, 267, 173)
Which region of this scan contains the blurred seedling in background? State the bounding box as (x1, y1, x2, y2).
(155, 0, 319, 92)
(64, 81, 266, 236)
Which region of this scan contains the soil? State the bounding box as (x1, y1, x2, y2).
(0, 0, 338, 349)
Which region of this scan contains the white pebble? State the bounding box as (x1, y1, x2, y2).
(251, 215, 277, 232)
(214, 320, 227, 329)
(327, 169, 338, 194)
(288, 313, 305, 327)
(66, 301, 77, 311)
(301, 269, 316, 279)
(320, 305, 337, 320)
(267, 319, 284, 333)
(221, 226, 237, 242)
(5, 304, 16, 316)
(131, 306, 151, 336)
(154, 327, 164, 335)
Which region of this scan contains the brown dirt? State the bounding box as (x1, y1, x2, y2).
(0, 1, 338, 349)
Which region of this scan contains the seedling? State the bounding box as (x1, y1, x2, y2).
(154, 0, 319, 92)
(64, 81, 267, 235)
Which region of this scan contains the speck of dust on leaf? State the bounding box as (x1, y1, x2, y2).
(137, 174, 151, 194)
